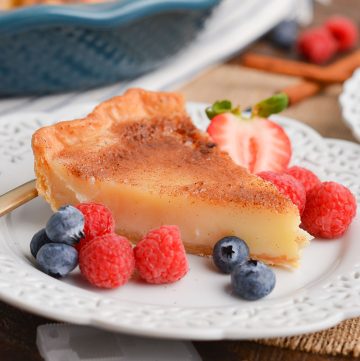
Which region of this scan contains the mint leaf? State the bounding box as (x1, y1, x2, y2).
(253, 92, 289, 118)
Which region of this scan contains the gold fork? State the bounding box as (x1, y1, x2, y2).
(0, 180, 38, 217)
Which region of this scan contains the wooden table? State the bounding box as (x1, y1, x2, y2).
(1, 1, 359, 360)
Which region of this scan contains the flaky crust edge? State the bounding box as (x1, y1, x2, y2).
(32, 88, 186, 209)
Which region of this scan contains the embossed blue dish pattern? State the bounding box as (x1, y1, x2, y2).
(0, 0, 220, 96)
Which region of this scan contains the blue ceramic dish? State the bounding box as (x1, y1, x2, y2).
(0, 0, 220, 96)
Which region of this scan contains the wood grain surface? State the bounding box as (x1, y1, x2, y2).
(0, 0, 359, 360)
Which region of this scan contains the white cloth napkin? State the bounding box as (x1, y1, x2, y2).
(37, 324, 202, 361)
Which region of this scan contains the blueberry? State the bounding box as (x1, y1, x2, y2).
(269, 20, 298, 49)
(212, 236, 249, 274)
(36, 243, 78, 278)
(46, 205, 84, 245)
(231, 260, 276, 301)
(30, 228, 52, 258)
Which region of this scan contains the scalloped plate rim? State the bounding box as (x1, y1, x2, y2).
(339, 67, 360, 142)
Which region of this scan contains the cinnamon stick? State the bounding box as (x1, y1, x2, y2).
(281, 81, 322, 105)
(243, 50, 360, 106)
(242, 51, 360, 84)
(327, 49, 360, 73)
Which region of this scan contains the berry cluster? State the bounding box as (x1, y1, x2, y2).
(31, 203, 188, 289)
(30, 205, 84, 277)
(206, 96, 357, 240)
(257, 166, 357, 239)
(269, 16, 358, 64)
(297, 16, 358, 64)
(212, 237, 276, 301)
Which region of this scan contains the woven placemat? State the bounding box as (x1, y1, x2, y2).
(257, 318, 360, 357)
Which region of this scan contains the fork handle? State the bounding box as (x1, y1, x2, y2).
(0, 180, 38, 217)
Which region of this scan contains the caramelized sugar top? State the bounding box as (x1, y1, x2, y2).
(56, 115, 291, 212)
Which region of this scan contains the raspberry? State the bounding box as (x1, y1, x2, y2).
(76, 203, 115, 250)
(297, 27, 337, 64)
(79, 233, 134, 288)
(301, 182, 357, 239)
(325, 16, 358, 51)
(284, 166, 321, 194)
(257, 171, 306, 214)
(134, 225, 188, 284)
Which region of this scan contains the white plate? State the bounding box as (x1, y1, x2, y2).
(340, 67, 360, 142)
(0, 102, 359, 340)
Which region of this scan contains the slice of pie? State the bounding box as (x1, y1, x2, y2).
(32, 88, 311, 267)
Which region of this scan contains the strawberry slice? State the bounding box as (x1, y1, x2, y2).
(206, 94, 291, 173)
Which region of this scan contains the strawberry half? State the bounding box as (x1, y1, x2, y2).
(205, 94, 291, 173)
